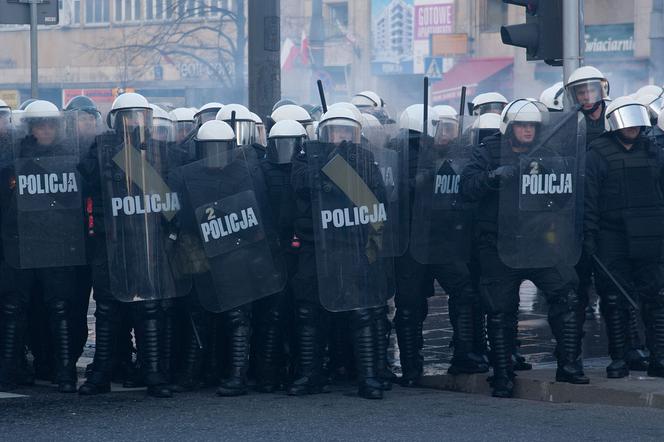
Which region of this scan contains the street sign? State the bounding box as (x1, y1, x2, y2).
(430, 33, 468, 56)
(0, 90, 20, 109)
(0, 0, 59, 25)
(424, 56, 444, 80)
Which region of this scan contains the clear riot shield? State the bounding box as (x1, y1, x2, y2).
(98, 126, 190, 302)
(363, 125, 409, 256)
(307, 141, 395, 312)
(497, 112, 586, 269)
(410, 116, 475, 264)
(179, 147, 287, 313)
(2, 111, 86, 269)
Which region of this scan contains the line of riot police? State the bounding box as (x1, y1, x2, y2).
(2, 64, 664, 401)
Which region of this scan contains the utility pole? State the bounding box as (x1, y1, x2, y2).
(562, 0, 582, 90)
(248, 0, 280, 119)
(651, 0, 664, 84)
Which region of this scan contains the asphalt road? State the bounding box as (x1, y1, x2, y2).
(1, 382, 663, 441)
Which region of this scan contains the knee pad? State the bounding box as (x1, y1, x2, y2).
(94, 299, 121, 321)
(548, 290, 579, 318)
(350, 308, 378, 330)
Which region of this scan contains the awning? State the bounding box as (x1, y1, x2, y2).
(431, 57, 513, 104)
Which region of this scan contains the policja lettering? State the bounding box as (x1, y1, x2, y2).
(111, 192, 181, 216)
(18, 173, 78, 195)
(521, 173, 573, 195)
(434, 174, 459, 194)
(200, 207, 259, 242)
(321, 203, 387, 229)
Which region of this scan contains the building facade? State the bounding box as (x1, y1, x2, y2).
(0, 0, 656, 114)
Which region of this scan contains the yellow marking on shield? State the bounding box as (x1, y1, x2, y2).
(321, 154, 384, 262)
(113, 145, 176, 221)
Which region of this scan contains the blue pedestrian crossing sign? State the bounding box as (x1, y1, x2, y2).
(424, 57, 444, 80)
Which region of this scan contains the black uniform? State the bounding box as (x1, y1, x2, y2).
(290, 140, 388, 399)
(394, 131, 486, 386)
(461, 133, 587, 397)
(77, 132, 174, 398)
(0, 136, 79, 392)
(585, 132, 664, 377)
(255, 154, 298, 392)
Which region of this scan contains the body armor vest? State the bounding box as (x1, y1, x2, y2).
(595, 136, 664, 259)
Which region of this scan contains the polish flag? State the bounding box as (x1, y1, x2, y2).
(300, 30, 310, 66)
(281, 38, 298, 71)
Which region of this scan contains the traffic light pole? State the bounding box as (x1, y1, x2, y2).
(29, 0, 38, 98)
(562, 0, 581, 90)
(248, 0, 281, 120)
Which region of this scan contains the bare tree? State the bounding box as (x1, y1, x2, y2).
(84, 0, 246, 101)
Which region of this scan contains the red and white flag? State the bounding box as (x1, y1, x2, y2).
(300, 30, 310, 66)
(281, 38, 298, 71)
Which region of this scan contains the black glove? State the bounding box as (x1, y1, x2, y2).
(489, 165, 517, 180)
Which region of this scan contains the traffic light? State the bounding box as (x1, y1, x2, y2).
(500, 0, 563, 66)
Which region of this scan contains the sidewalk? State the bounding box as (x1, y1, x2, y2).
(420, 361, 664, 410)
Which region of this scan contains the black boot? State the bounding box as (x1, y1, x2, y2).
(134, 301, 172, 398)
(217, 306, 252, 397)
(160, 299, 176, 385)
(0, 299, 31, 389)
(255, 300, 284, 393)
(394, 307, 423, 387)
(327, 316, 353, 381)
(603, 306, 629, 378)
(203, 315, 222, 386)
(550, 296, 589, 384)
(448, 297, 489, 375)
(375, 306, 396, 390)
(352, 309, 383, 400)
(487, 313, 514, 398)
(174, 312, 206, 392)
(472, 300, 490, 367)
(287, 303, 329, 395)
(50, 300, 78, 393)
(510, 314, 532, 371)
(625, 308, 649, 371)
(645, 303, 664, 377)
(79, 300, 119, 395)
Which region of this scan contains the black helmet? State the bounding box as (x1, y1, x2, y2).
(271, 98, 297, 113)
(65, 95, 99, 116)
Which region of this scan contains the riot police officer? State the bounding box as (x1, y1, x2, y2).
(403, 104, 489, 383)
(253, 119, 306, 392)
(468, 92, 508, 116)
(78, 93, 184, 398)
(461, 99, 589, 398)
(0, 100, 82, 392)
(540, 83, 565, 113)
(585, 96, 664, 379)
(290, 106, 389, 399)
(64, 95, 102, 362)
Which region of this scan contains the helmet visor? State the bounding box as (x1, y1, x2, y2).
(197, 109, 218, 126)
(434, 119, 459, 145)
(175, 121, 196, 143)
(267, 137, 302, 164)
(0, 109, 11, 132)
(473, 102, 506, 116)
(607, 105, 651, 131)
(196, 140, 237, 168)
(153, 117, 175, 142)
(232, 120, 256, 146)
(318, 119, 361, 144)
(255, 123, 267, 147)
(567, 79, 609, 109)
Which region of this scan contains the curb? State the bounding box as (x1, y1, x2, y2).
(419, 369, 664, 409)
